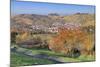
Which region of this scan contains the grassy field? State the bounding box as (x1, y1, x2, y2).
(29, 48, 95, 62)
(11, 47, 95, 67)
(11, 52, 54, 67)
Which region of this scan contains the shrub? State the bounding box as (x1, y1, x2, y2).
(16, 32, 31, 43)
(11, 32, 18, 43)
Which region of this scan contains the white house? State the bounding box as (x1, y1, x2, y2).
(48, 26, 58, 33)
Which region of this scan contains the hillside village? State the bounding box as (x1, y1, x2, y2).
(11, 13, 95, 34)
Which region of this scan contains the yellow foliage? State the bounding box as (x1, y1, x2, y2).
(16, 32, 31, 43)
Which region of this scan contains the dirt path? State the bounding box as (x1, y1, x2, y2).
(11, 48, 66, 64)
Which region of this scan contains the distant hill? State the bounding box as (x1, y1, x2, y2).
(11, 13, 95, 32)
(63, 13, 95, 26)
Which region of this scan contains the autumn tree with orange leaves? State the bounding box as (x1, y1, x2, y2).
(49, 27, 94, 57)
